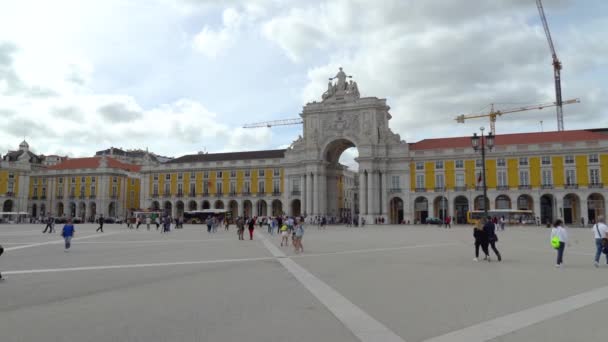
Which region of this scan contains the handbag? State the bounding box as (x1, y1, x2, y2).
(551, 235, 560, 249)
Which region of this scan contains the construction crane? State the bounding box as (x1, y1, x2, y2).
(243, 118, 303, 129)
(455, 98, 580, 135)
(536, 0, 565, 131)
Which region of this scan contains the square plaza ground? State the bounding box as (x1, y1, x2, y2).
(1, 223, 608, 342)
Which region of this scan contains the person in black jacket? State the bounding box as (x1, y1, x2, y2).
(483, 217, 502, 262)
(473, 221, 489, 261)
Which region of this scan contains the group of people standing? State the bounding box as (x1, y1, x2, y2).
(550, 216, 608, 268)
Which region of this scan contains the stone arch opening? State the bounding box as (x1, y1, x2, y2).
(214, 200, 224, 210)
(291, 199, 301, 217)
(433, 196, 448, 220)
(57, 202, 64, 217)
(322, 138, 359, 219)
(228, 200, 238, 220)
(31, 203, 37, 218)
(243, 200, 252, 218)
(202, 200, 210, 210)
(108, 202, 117, 218)
(188, 200, 197, 211)
(517, 194, 533, 211)
(256, 199, 267, 216)
(454, 196, 469, 224)
(271, 199, 282, 216)
(414, 196, 428, 224)
(163, 201, 172, 216)
(89, 202, 96, 222)
(540, 194, 554, 225)
(563, 193, 580, 225)
(389, 197, 404, 224)
(474, 195, 489, 211)
(176, 200, 184, 218)
(78, 202, 86, 220)
(151, 201, 160, 211)
(495, 195, 511, 210)
(40, 203, 46, 217)
(587, 193, 605, 224)
(69, 202, 76, 218)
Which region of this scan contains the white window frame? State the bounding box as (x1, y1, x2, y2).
(415, 174, 425, 189)
(590, 169, 600, 185)
(542, 169, 552, 186)
(415, 162, 424, 170)
(258, 169, 265, 177)
(519, 170, 529, 186)
(391, 175, 400, 189)
(519, 157, 528, 166)
(435, 161, 444, 170)
(455, 160, 464, 169)
(565, 169, 576, 185)
(258, 180, 265, 193)
(589, 154, 599, 164)
(497, 170, 507, 186)
(455, 173, 465, 187)
(564, 155, 574, 164)
(435, 174, 444, 188)
(496, 158, 506, 167)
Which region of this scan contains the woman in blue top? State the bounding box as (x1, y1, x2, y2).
(62, 219, 76, 252)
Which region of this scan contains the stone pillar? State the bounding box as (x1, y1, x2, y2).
(533, 193, 541, 223)
(301, 174, 307, 215)
(141, 173, 148, 210)
(359, 172, 367, 216)
(428, 198, 435, 220)
(319, 172, 327, 216)
(581, 196, 589, 226)
(556, 196, 564, 219)
(306, 173, 313, 216)
(381, 172, 388, 221)
(313, 173, 319, 215)
(367, 171, 374, 216)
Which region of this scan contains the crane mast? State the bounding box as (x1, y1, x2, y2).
(536, 0, 564, 131)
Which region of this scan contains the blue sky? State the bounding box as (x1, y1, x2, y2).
(0, 0, 606, 169)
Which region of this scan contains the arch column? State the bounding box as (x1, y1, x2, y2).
(319, 172, 327, 216)
(301, 174, 307, 215)
(532, 193, 541, 221)
(381, 172, 388, 220)
(312, 173, 319, 215)
(581, 197, 589, 225)
(367, 171, 374, 216)
(238, 199, 244, 217)
(359, 171, 367, 216)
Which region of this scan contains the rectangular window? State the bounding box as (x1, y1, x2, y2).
(589, 154, 599, 163)
(590, 169, 600, 185)
(244, 170, 250, 177)
(153, 184, 158, 195)
(189, 183, 196, 195)
(456, 174, 465, 187)
(59, 177, 63, 184)
(165, 174, 170, 181)
(273, 179, 280, 193)
(42, 177, 47, 184)
(476, 159, 483, 167)
(566, 170, 576, 185)
(8, 172, 14, 179)
(41, 187, 46, 197)
(178, 173, 183, 180)
(541, 156, 551, 165)
(391, 175, 400, 189)
(519, 157, 528, 166)
(217, 171, 223, 178)
(519, 170, 529, 186)
(435, 161, 444, 170)
(497, 171, 507, 186)
(497, 158, 506, 167)
(164, 183, 170, 194)
(565, 155, 574, 164)
(273, 168, 280, 176)
(415, 162, 424, 170)
(416, 174, 425, 189)
(292, 179, 300, 192)
(435, 174, 444, 188)
(112, 186, 117, 197)
(230, 182, 236, 194)
(244, 181, 251, 193)
(258, 181, 265, 193)
(203, 182, 209, 194)
(81, 176, 85, 182)
(8, 182, 14, 192)
(71, 177, 76, 183)
(153, 174, 158, 181)
(91, 177, 95, 183)
(34, 178, 39, 185)
(258, 169, 265, 177)
(542, 169, 552, 185)
(70, 186, 75, 196)
(190, 172, 196, 179)
(91, 185, 96, 195)
(230, 170, 236, 178)
(203, 171, 209, 179)
(216, 182, 223, 194)
(80, 185, 85, 196)
(113, 176, 118, 183)
(455, 160, 464, 169)
(58, 187, 64, 196)
(177, 183, 183, 194)
(131, 179, 135, 185)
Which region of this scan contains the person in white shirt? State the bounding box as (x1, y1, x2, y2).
(550, 219, 568, 268)
(592, 216, 608, 267)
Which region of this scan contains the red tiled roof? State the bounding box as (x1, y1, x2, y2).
(410, 129, 608, 150)
(48, 157, 141, 172)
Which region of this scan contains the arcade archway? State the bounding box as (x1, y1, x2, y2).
(389, 197, 404, 224)
(454, 196, 469, 224)
(587, 193, 605, 224)
(291, 199, 301, 217)
(540, 194, 554, 225)
(563, 193, 580, 225)
(323, 138, 359, 219)
(414, 197, 428, 224)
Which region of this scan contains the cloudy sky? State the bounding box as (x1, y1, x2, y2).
(1, 0, 606, 168)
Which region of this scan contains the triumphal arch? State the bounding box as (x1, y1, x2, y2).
(283, 68, 410, 223)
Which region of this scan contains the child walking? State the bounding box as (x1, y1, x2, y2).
(62, 219, 76, 252)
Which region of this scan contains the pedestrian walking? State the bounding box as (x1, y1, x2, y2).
(500, 216, 505, 231)
(473, 221, 489, 261)
(550, 219, 568, 268)
(483, 217, 502, 262)
(0, 244, 4, 280)
(280, 223, 289, 246)
(237, 217, 245, 240)
(592, 216, 608, 267)
(42, 216, 54, 233)
(96, 215, 104, 232)
(62, 218, 76, 252)
(248, 217, 255, 240)
(294, 220, 304, 253)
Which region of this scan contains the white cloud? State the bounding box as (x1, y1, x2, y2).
(192, 7, 244, 58)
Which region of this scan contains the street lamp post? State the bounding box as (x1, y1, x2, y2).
(471, 127, 495, 219)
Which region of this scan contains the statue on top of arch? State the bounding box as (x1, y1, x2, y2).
(322, 67, 360, 101)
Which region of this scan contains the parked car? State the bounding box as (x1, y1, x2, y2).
(425, 216, 443, 225)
